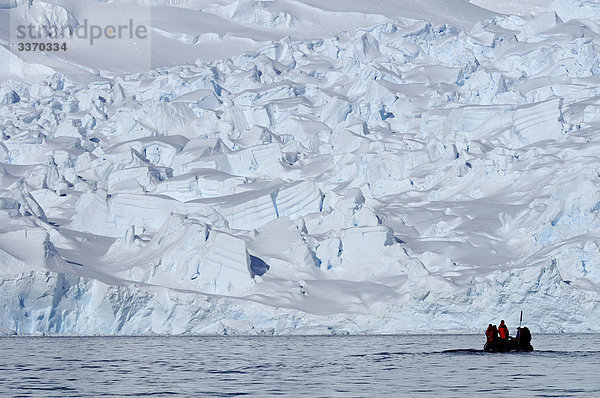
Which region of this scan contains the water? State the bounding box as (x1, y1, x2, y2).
(1, 334, 599, 397)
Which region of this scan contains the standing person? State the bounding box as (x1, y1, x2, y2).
(498, 320, 509, 340)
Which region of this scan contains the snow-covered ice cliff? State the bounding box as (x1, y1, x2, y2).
(1, 0, 600, 334)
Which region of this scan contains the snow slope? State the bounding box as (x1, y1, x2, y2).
(1, 0, 600, 335)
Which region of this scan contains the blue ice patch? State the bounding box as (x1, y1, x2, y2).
(250, 255, 270, 277)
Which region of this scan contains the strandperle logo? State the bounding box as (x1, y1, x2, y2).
(16, 19, 148, 45)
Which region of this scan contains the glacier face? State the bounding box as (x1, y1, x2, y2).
(1, 0, 600, 335)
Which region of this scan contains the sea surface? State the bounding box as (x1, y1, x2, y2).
(1, 334, 599, 397)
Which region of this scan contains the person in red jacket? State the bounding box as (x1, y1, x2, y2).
(498, 320, 509, 340)
(486, 324, 494, 343)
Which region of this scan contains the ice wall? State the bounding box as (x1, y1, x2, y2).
(1, 0, 600, 334)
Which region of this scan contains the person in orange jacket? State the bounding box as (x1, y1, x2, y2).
(485, 324, 494, 343)
(498, 320, 509, 340)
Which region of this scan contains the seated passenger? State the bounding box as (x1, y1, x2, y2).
(486, 324, 494, 343)
(520, 327, 531, 345)
(491, 325, 499, 342)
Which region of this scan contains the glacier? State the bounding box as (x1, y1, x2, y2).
(1, 0, 600, 335)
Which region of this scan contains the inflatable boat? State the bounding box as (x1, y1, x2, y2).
(484, 338, 533, 352)
(484, 327, 533, 352)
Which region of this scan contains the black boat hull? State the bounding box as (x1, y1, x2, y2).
(484, 339, 533, 352)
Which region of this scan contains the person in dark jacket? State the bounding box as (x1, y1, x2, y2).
(491, 325, 499, 341)
(520, 327, 531, 344)
(515, 326, 533, 351)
